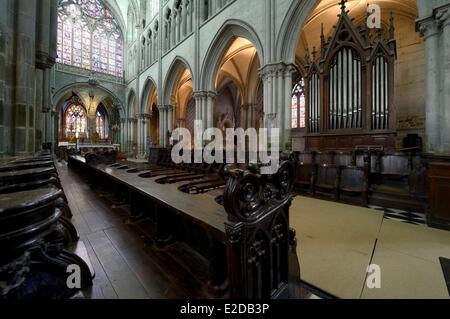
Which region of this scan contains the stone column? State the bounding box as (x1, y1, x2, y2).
(125, 118, 131, 153)
(136, 114, 142, 156)
(158, 106, 167, 147)
(259, 63, 296, 150)
(260, 65, 276, 129)
(51, 110, 58, 150)
(14, 0, 38, 154)
(188, 0, 193, 33)
(182, 0, 188, 36)
(175, 9, 181, 43)
(418, 18, 441, 153)
(283, 65, 296, 149)
(167, 105, 174, 134)
(142, 113, 150, 156)
(193, 91, 206, 123)
(206, 91, 217, 130)
(170, 14, 176, 48)
(120, 118, 125, 152)
(438, 8, 450, 152)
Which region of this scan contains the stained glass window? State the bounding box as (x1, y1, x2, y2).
(292, 78, 306, 129)
(65, 104, 87, 138)
(96, 106, 109, 139)
(57, 0, 124, 77)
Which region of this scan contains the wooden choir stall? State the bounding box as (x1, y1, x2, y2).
(0, 150, 93, 299)
(66, 148, 302, 299)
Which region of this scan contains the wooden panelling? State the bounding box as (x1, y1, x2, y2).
(428, 163, 450, 227)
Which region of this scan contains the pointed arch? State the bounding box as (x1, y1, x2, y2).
(163, 56, 194, 105)
(127, 89, 137, 118)
(200, 19, 265, 92)
(140, 76, 158, 113)
(276, 0, 321, 63)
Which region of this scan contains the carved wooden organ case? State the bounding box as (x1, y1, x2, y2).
(301, 2, 397, 150)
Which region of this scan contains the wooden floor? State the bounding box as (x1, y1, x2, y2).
(57, 161, 209, 299)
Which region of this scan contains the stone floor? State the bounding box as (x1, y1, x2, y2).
(291, 196, 450, 299)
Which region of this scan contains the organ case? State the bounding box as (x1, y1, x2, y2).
(300, 1, 397, 150)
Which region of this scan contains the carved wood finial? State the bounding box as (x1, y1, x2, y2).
(389, 12, 395, 39)
(320, 23, 326, 58)
(305, 47, 310, 64)
(377, 27, 383, 40)
(339, 0, 348, 14)
(312, 47, 317, 61)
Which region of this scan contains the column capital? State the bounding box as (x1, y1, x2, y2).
(417, 17, 440, 39)
(259, 62, 297, 79)
(158, 105, 174, 112)
(436, 7, 450, 28)
(192, 90, 216, 99)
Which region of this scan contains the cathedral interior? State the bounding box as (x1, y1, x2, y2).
(1, 0, 450, 300)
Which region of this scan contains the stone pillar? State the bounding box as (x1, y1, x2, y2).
(13, 0, 38, 154)
(120, 118, 125, 152)
(170, 14, 176, 48)
(142, 113, 150, 156)
(438, 8, 450, 152)
(167, 105, 174, 134)
(51, 110, 58, 150)
(187, 0, 193, 33)
(125, 118, 133, 153)
(260, 65, 276, 129)
(175, 9, 181, 43)
(259, 63, 296, 150)
(193, 91, 206, 123)
(182, 0, 188, 36)
(283, 65, 295, 149)
(418, 17, 442, 153)
(158, 106, 167, 147)
(206, 91, 217, 130)
(136, 114, 142, 156)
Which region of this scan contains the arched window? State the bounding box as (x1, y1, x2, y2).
(292, 78, 306, 129)
(96, 105, 109, 139)
(65, 104, 87, 138)
(56, 0, 124, 77)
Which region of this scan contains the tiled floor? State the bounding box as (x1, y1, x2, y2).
(368, 205, 427, 226)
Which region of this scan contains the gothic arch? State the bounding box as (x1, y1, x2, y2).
(53, 83, 124, 118)
(276, 0, 321, 64)
(200, 19, 265, 92)
(140, 76, 158, 113)
(163, 56, 194, 105)
(127, 90, 137, 118)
